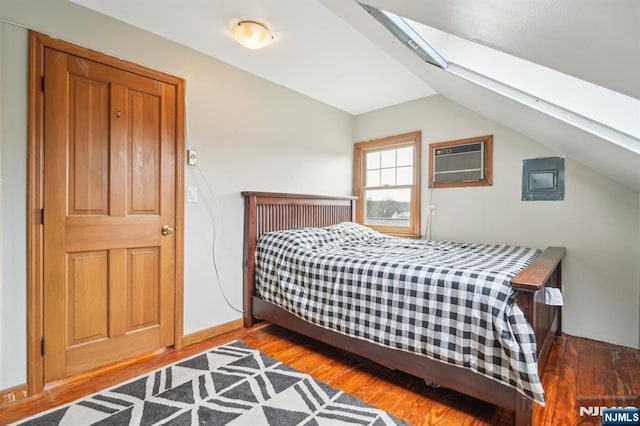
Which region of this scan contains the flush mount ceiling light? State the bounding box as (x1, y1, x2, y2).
(231, 20, 273, 50)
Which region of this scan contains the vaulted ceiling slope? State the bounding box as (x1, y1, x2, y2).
(321, 0, 640, 191)
(361, 0, 640, 100)
(70, 0, 640, 191)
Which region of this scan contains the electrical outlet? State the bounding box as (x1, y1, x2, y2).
(187, 150, 197, 166)
(428, 204, 436, 216)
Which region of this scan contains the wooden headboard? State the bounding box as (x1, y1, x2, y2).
(241, 191, 357, 326)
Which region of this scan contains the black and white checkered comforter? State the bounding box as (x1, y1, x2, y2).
(255, 222, 545, 404)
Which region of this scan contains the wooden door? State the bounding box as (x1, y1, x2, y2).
(42, 47, 177, 382)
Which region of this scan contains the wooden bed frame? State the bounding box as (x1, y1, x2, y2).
(242, 191, 565, 426)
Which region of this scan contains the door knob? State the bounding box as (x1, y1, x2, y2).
(162, 225, 175, 235)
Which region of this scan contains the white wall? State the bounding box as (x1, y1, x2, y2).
(0, 0, 352, 389)
(0, 20, 28, 389)
(353, 96, 640, 349)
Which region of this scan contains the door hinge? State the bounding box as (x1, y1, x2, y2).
(41, 75, 45, 92)
(41, 208, 46, 225)
(41, 337, 45, 356)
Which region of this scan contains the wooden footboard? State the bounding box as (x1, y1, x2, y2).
(242, 191, 565, 426)
(512, 247, 565, 375)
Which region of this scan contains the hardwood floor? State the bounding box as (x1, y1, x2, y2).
(1, 324, 638, 425)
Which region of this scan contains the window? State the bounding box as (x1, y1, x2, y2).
(353, 131, 421, 238)
(428, 135, 493, 188)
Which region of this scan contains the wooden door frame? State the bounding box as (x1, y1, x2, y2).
(27, 31, 186, 394)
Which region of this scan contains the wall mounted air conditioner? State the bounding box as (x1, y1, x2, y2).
(429, 135, 493, 188)
(433, 142, 484, 183)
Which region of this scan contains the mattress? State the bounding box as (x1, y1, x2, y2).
(254, 222, 545, 404)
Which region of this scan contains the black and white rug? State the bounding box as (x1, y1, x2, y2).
(15, 341, 407, 425)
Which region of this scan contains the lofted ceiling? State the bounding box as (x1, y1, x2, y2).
(68, 0, 437, 115)
(70, 0, 640, 191)
(362, 0, 640, 100)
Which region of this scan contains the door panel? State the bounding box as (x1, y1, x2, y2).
(43, 47, 176, 382)
(68, 76, 109, 215)
(129, 90, 160, 214)
(67, 251, 109, 346)
(127, 247, 160, 331)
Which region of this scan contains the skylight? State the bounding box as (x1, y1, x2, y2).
(358, 3, 447, 69)
(361, 4, 640, 155)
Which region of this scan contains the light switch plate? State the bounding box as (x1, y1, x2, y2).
(186, 186, 198, 203)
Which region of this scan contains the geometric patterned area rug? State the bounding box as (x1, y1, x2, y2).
(14, 341, 408, 425)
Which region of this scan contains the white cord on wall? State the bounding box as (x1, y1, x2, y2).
(190, 164, 243, 313)
(425, 186, 435, 240)
(184, 90, 243, 313)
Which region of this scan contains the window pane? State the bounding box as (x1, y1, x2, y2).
(366, 170, 380, 187)
(380, 149, 396, 168)
(366, 151, 380, 170)
(397, 166, 413, 185)
(364, 188, 411, 227)
(380, 168, 395, 186)
(397, 146, 413, 166)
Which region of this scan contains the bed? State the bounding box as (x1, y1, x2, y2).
(242, 191, 564, 426)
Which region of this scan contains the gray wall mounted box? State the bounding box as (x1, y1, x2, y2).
(522, 157, 565, 201)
